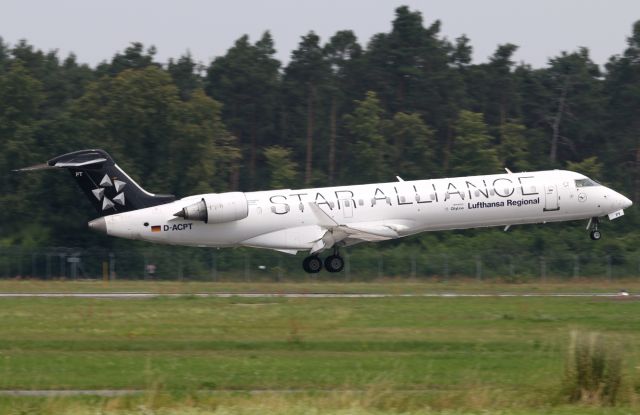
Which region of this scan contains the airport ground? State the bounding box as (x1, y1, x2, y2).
(2, 277, 640, 294)
(0, 279, 639, 414)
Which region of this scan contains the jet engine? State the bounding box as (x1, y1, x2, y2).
(174, 192, 248, 224)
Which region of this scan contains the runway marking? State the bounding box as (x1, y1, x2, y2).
(0, 292, 635, 298)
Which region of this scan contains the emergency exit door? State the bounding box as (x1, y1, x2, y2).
(543, 185, 560, 211)
(341, 199, 353, 218)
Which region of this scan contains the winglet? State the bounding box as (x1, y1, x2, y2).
(504, 167, 513, 174)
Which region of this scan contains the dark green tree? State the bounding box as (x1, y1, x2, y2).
(497, 120, 530, 171)
(206, 32, 280, 189)
(264, 146, 298, 188)
(323, 30, 363, 184)
(72, 66, 183, 192)
(566, 156, 603, 181)
(545, 48, 602, 164)
(282, 31, 331, 186)
(604, 20, 640, 202)
(172, 90, 240, 195)
(344, 91, 392, 183)
(449, 110, 500, 176)
(449, 35, 472, 68)
(168, 52, 201, 100)
(0, 37, 9, 73)
(383, 112, 436, 179)
(98, 42, 159, 76)
(0, 61, 46, 245)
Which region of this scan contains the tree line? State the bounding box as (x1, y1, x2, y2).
(1, 6, 639, 262)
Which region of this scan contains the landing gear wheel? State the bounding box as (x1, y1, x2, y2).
(588, 217, 601, 241)
(324, 255, 345, 273)
(302, 255, 323, 273)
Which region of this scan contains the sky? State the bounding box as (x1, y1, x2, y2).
(2, 0, 640, 69)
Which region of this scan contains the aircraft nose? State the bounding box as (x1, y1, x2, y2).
(611, 191, 633, 210)
(88, 217, 107, 234)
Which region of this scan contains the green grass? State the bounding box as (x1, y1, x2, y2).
(0, 282, 640, 413)
(1, 278, 640, 294)
(3, 394, 640, 415)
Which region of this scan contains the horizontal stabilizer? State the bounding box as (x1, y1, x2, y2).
(13, 163, 56, 172)
(54, 158, 107, 168)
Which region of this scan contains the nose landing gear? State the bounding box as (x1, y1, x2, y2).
(588, 217, 601, 240)
(302, 249, 345, 273)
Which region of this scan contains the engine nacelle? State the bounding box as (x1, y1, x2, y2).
(174, 192, 248, 224)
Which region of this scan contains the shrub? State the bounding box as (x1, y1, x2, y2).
(563, 330, 623, 405)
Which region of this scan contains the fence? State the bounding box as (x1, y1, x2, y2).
(1, 246, 639, 281)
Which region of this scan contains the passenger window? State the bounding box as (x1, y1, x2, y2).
(299, 203, 304, 212)
(386, 197, 391, 204)
(474, 190, 480, 197)
(490, 189, 495, 196)
(329, 202, 335, 208)
(358, 199, 364, 206)
(271, 205, 290, 214)
(415, 194, 421, 202)
(344, 200, 350, 207)
(399, 196, 406, 203)
(430, 193, 436, 201)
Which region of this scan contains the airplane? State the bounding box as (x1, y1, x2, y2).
(17, 149, 633, 273)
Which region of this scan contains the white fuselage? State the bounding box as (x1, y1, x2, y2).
(100, 170, 632, 254)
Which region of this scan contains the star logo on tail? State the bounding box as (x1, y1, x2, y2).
(92, 174, 126, 210)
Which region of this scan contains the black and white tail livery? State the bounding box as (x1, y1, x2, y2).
(17, 149, 174, 215)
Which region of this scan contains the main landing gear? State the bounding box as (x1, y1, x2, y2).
(302, 255, 323, 273)
(324, 253, 345, 273)
(588, 217, 601, 240)
(302, 249, 345, 273)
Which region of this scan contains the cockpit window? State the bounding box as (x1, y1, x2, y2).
(575, 178, 600, 188)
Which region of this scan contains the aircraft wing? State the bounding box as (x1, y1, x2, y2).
(307, 203, 407, 253)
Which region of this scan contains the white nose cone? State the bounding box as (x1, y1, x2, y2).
(622, 196, 633, 209)
(88, 217, 107, 234)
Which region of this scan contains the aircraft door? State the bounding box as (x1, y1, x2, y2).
(543, 185, 560, 211)
(342, 199, 354, 218)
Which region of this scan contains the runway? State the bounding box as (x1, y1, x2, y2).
(0, 292, 635, 298)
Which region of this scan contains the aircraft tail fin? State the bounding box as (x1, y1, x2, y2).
(16, 149, 175, 216)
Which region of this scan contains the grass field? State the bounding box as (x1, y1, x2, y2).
(1, 277, 640, 293)
(0, 280, 639, 414)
